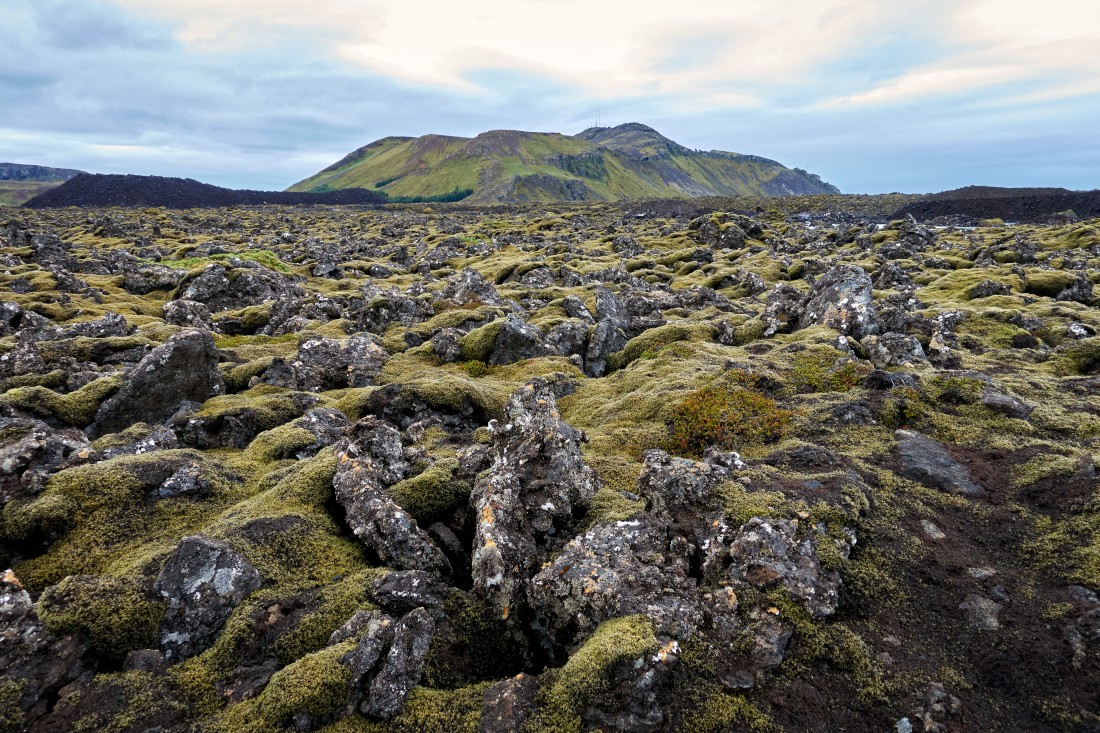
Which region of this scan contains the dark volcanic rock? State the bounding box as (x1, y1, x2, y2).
(362, 607, 435, 720)
(481, 674, 538, 733)
(332, 418, 450, 574)
(0, 570, 92, 730)
(154, 535, 262, 661)
(895, 429, 984, 497)
(801, 264, 879, 339)
(471, 380, 600, 620)
(92, 329, 224, 436)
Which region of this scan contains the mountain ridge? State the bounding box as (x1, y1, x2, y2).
(289, 122, 839, 202)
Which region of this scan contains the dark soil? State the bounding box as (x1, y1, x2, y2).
(22, 173, 386, 209)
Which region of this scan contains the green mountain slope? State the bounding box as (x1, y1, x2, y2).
(288, 123, 838, 202)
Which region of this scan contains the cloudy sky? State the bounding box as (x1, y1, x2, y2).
(2, 0, 1098, 193)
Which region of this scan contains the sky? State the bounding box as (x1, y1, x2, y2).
(1, 0, 1098, 194)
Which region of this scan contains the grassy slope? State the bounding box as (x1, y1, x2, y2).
(288, 129, 823, 202)
(0, 181, 62, 207)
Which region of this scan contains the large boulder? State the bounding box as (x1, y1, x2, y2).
(528, 517, 700, 648)
(488, 316, 552, 366)
(725, 517, 848, 618)
(0, 570, 92, 729)
(0, 418, 89, 506)
(583, 286, 630, 377)
(261, 335, 389, 391)
(801, 264, 879, 340)
(174, 261, 303, 312)
(92, 330, 224, 436)
(154, 535, 262, 661)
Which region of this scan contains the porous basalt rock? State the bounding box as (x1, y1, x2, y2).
(332, 418, 450, 574)
(154, 535, 262, 661)
(471, 380, 599, 621)
(261, 335, 389, 391)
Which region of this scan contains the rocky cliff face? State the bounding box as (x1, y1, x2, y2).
(0, 163, 84, 183)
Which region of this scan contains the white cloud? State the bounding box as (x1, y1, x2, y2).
(108, 0, 906, 100)
(821, 0, 1100, 107)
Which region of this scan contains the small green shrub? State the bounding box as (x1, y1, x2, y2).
(665, 385, 793, 457)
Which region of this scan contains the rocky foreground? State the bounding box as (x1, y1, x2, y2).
(0, 201, 1098, 732)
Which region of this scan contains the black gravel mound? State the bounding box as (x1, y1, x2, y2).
(22, 173, 386, 209)
(893, 185, 1100, 223)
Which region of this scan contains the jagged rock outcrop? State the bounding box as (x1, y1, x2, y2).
(471, 380, 600, 620)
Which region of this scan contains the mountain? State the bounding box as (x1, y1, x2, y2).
(22, 173, 385, 209)
(0, 162, 86, 207)
(288, 122, 839, 202)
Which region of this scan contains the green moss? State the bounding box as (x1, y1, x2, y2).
(526, 615, 658, 733)
(681, 687, 777, 733)
(1012, 453, 1081, 488)
(1, 373, 123, 426)
(164, 249, 292, 273)
(333, 387, 380, 421)
(245, 423, 320, 463)
(377, 683, 492, 733)
(38, 574, 165, 660)
(878, 386, 929, 430)
(1053, 338, 1100, 375)
(274, 572, 377, 665)
(188, 389, 313, 437)
(6, 449, 233, 589)
(36, 336, 153, 364)
(1024, 270, 1077, 298)
(224, 356, 276, 393)
(221, 641, 354, 732)
(0, 368, 66, 392)
(926, 375, 984, 405)
(90, 422, 160, 451)
(608, 322, 717, 371)
(717, 481, 792, 526)
(0, 679, 25, 733)
(458, 319, 504, 362)
(215, 302, 274, 333)
(766, 592, 886, 701)
(386, 458, 470, 524)
(788, 349, 867, 393)
(213, 332, 300, 349)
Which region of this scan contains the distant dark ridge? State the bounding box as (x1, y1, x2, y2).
(0, 163, 84, 182)
(23, 173, 386, 209)
(893, 186, 1100, 223)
